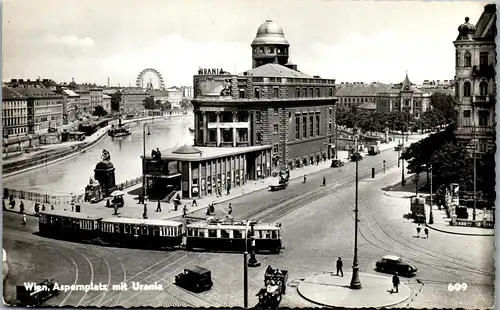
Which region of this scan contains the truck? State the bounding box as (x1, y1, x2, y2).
(410, 196, 426, 223)
(256, 266, 288, 308)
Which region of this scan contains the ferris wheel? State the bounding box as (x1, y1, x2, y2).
(136, 68, 166, 89)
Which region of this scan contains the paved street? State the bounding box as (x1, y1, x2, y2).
(3, 142, 494, 308)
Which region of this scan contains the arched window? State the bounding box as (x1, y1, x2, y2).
(479, 81, 488, 96)
(464, 52, 471, 67)
(463, 81, 471, 97)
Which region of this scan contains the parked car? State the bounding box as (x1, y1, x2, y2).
(375, 255, 417, 277)
(331, 159, 344, 168)
(175, 266, 213, 293)
(368, 145, 380, 155)
(350, 153, 363, 161)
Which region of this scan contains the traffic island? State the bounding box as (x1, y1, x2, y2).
(297, 272, 411, 308)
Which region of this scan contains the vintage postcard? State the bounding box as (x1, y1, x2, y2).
(2, 0, 495, 308)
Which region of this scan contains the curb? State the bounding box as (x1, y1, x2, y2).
(425, 222, 495, 237)
(296, 273, 411, 308)
(383, 191, 413, 199)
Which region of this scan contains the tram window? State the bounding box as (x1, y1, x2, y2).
(124, 225, 130, 234)
(208, 229, 217, 238)
(233, 230, 242, 238)
(271, 231, 278, 239)
(154, 227, 160, 236)
(148, 226, 154, 235)
(114, 224, 120, 233)
(221, 230, 230, 238)
(264, 231, 271, 239)
(142, 226, 148, 235)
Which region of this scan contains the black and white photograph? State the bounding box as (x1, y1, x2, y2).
(1, 0, 496, 308)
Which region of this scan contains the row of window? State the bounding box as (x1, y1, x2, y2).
(3, 110, 27, 117)
(4, 127, 27, 136)
(186, 227, 280, 239)
(3, 101, 27, 108)
(239, 87, 334, 99)
(461, 81, 489, 97)
(295, 114, 321, 139)
(205, 128, 249, 143)
(253, 47, 288, 54)
(34, 100, 62, 107)
(462, 109, 490, 126)
(2, 117, 27, 126)
(456, 51, 489, 68)
(101, 222, 181, 236)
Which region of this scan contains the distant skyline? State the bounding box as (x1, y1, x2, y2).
(2, 0, 489, 87)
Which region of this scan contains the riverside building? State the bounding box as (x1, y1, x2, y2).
(143, 20, 338, 199)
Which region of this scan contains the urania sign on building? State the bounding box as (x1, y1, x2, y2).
(198, 68, 226, 75)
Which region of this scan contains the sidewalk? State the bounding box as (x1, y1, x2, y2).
(425, 204, 494, 236)
(297, 272, 411, 308)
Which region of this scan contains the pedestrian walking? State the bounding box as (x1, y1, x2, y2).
(50, 204, 54, 210)
(424, 227, 429, 238)
(183, 205, 188, 218)
(22, 214, 27, 225)
(156, 200, 161, 212)
(322, 176, 326, 186)
(303, 175, 307, 183)
(106, 199, 111, 208)
(192, 199, 197, 206)
(336, 257, 343, 277)
(228, 203, 232, 215)
(19, 202, 25, 214)
(392, 272, 400, 293)
(71, 204, 74, 212)
(416, 224, 421, 237)
(42, 205, 46, 211)
(113, 205, 118, 215)
(9, 199, 15, 209)
(226, 185, 231, 195)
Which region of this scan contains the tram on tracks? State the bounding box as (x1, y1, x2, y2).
(39, 210, 102, 241)
(99, 218, 183, 249)
(185, 219, 282, 254)
(37, 211, 283, 254)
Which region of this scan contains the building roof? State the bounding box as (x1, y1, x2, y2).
(100, 217, 182, 227)
(240, 63, 312, 78)
(62, 89, 80, 97)
(40, 209, 102, 220)
(335, 83, 393, 96)
(474, 4, 496, 40)
(2, 86, 26, 100)
(172, 145, 202, 154)
(252, 20, 289, 46)
(122, 88, 146, 94)
(147, 145, 271, 162)
(11, 86, 61, 98)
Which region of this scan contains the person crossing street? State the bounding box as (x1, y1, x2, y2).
(416, 224, 421, 237)
(228, 203, 232, 215)
(156, 200, 161, 212)
(424, 227, 429, 238)
(22, 214, 27, 226)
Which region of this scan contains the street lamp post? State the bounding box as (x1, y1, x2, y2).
(248, 222, 260, 267)
(243, 220, 258, 309)
(350, 127, 361, 290)
(142, 123, 151, 197)
(429, 164, 434, 224)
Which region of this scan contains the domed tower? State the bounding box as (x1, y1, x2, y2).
(456, 17, 476, 41)
(251, 20, 290, 68)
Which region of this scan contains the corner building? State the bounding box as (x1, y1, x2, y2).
(143, 20, 337, 199)
(193, 20, 337, 171)
(453, 4, 496, 155)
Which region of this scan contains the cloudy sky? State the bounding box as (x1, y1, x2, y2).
(3, 0, 488, 87)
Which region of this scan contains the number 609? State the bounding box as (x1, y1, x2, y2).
(448, 283, 468, 291)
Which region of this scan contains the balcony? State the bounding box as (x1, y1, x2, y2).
(472, 64, 495, 78)
(472, 95, 494, 106)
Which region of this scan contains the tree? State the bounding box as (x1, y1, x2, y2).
(430, 91, 455, 124)
(476, 149, 496, 202)
(162, 101, 172, 110)
(143, 96, 161, 110)
(110, 92, 122, 112)
(430, 142, 473, 191)
(92, 105, 108, 117)
(180, 98, 193, 109)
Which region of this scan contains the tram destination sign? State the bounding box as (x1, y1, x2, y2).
(198, 68, 225, 75)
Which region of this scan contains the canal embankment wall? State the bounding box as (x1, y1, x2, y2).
(2, 113, 192, 179)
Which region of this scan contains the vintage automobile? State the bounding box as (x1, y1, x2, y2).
(368, 144, 380, 155)
(350, 153, 363, 161)
(375, 255, 417, 277)
(331, 159, 345, 168)
(410, 196, 426, 223)
(256, 266, 288, 308)
(268, 177, 288, 191)
(175, 266, 213, 293)
(16, 279, 60, 306)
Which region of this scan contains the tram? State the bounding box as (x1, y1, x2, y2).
(99, 218, 184, 249)
(39, 210, 102, 241)
(185, 219, 282, 253)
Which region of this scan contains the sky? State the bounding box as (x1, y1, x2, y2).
(2, 0, 490, 87)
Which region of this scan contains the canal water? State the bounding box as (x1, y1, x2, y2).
(4, 116, 194, 195)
